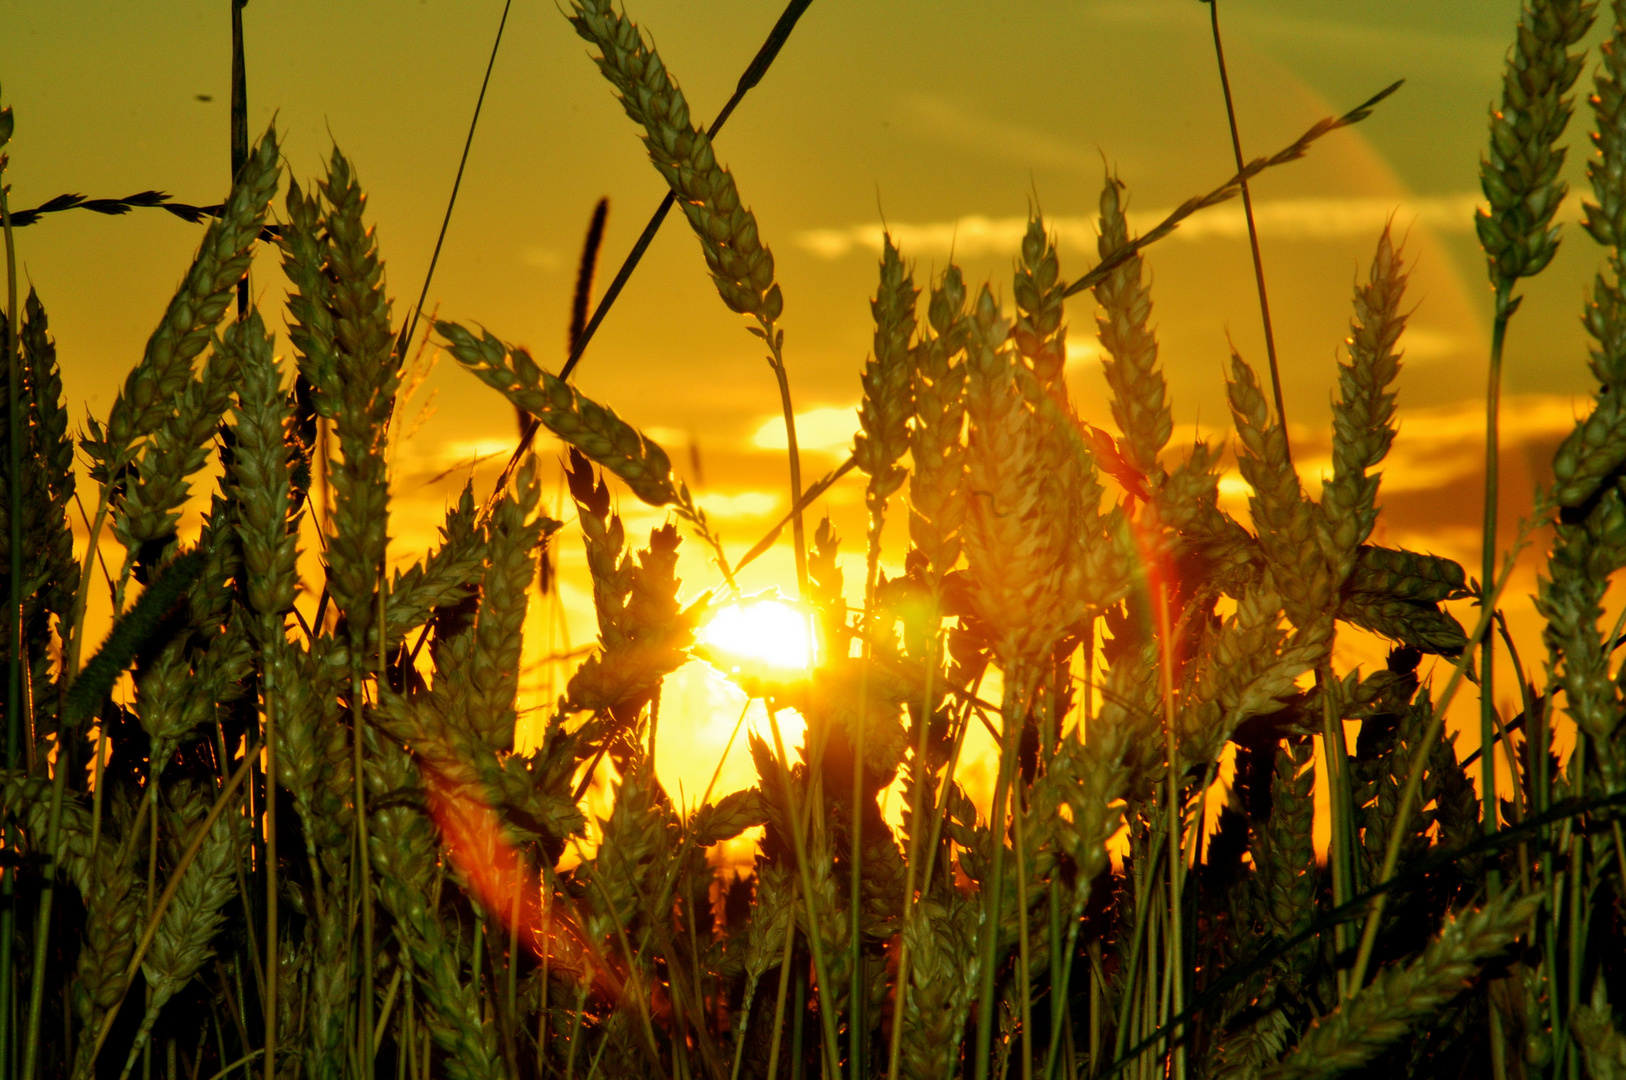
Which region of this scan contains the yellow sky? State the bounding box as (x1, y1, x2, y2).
(4, 0, 1613, 814)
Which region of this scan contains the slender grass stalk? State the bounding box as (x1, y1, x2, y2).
(973, 673, 1029, 1080)
(1205, 0, 1289, 447)
(505, 877, 520, 1077)
(1010, 784, 1033, 1080)
(373, 968, 404, 1054)
(563, 980, 588, 1080)
(763, 705, 841, 1078)
(261, 645, 278, 1080)
(397, 0, 512, 361)
(22, 681, 70, 1080)
(764, 911, 796, 1080)
(351, 676, 375, 1080)
(580, 869, 667, 1077)
(764, 335, 809, 597)
(918, 696, 978, 897)
(230, 0, 248, 320)
(1480, 283, 1516, 897)
(1321, 670, 1354, 997)
(1153, 583, 1185, 1080)
(0, 89, 19, 1080)
(885, 598, 941, 1080)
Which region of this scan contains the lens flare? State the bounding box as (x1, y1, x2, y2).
(697, 598, 813, 672)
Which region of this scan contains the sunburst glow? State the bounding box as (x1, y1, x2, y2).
(697, 598, 813, 672)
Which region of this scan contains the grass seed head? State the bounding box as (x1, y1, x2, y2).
(569, 0, 783, 324)
(1478, 0, 1595, 286)
(1264, 893, 1541, 1080)
(855, 233, 918, 517)
(1094, 174, 1171, 479)
(228, 309, 302, 621)
(1321, 227, 1407, 590)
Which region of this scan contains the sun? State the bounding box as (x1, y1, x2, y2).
(696, 597, 814, 673)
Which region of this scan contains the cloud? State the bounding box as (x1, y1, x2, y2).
(520, 246, 563, 271)
(900, 93, 1106, 176)
(794, 191, 1558, 260)
(749, 405, 859, 455)
(694, 490, 781, 520)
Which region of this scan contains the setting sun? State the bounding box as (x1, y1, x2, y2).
(696, 597, 814, 673)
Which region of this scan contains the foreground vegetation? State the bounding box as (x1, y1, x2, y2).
(2, 1, 1625, 1079)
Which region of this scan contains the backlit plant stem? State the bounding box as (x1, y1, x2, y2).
(1481, 282, 1515, 897)
(1, 100, 20, 1080)
(764, 704, 841, 1078)
(973, 671, 1030, 1080)
(1155, 583, 1186, 1080)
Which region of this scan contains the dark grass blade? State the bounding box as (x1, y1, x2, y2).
(1207, 0, 1288, 451)
(732, 453, 857, 574)
(1095, 784, 1626, 1079)
(232, 0, 250, 320)
(63, 550, 205, 726)
(569, 198, 611, 356)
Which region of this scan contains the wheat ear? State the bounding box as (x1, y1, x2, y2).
(1265, 894, 1540, 1080)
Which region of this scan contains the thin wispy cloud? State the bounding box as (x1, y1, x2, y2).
(794, 191, 1583, 260)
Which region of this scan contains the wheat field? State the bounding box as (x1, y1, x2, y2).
(1, 3, 1625, 1080)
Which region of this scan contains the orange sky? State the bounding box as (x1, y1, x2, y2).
(3, 0, 1613, 816)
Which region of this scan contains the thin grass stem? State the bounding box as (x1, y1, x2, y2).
(1206, 0, 1289, 447)
(886, 586, 943, 1080)
(1, 111, 21, 1080)
(973, 672, 1029, 1080)
(763, 705, 840, 1078)
(1153, 584, 1184, 1080)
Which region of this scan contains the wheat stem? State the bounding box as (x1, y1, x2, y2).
(261, 622, 279, 1080)
(764, 330, 809, 597)
(351, 678, 375, 1080)
(887, 586, 944, 1080)
(1481, 283, 1515, 900)
(763, 704, 841, 1078)
(1011, 783, 1033, 1080)
(973, 672, 1029, 1080)
(1, 98, 20, 1080)
(1320, 669, 1354, 997)
(765, 908, 796, 1080)
(1152, 582, 1185, 1080)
